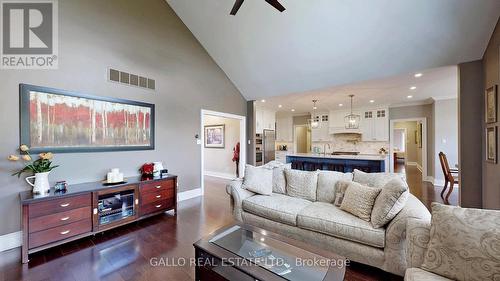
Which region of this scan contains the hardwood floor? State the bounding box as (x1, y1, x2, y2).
(0, 174, 457, 281)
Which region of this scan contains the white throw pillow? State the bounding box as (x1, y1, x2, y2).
(340, 182, 381, 221)
(353, 169, 403, 188)
(285, 169, 319, 201)
(370, 177, 409, 228)
(421, 203, 500, 281)
(272, 163, 291, 194)
(242, 165, 273, 195)
(316, 170, 353, 203)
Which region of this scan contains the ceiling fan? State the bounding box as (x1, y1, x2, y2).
(230, 0, 286, 15)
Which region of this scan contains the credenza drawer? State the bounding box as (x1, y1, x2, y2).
(141, 189, 174, 206)
(29, 206, 91, 233)
(28, 194, 91, 218)
(29, 219, 92, 249)
(141, 179, 174, 194)
(140, 199, 173, 216)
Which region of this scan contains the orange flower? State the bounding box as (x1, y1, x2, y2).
(19, 145, 29, 152)
(8, 155, 19, 161)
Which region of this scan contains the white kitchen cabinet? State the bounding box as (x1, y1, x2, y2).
(311, 113, 330, 141)
(328, 109, 362, 134)
(361, 109, 388, 141)
(276, 115, 293, 142)
(255, 108, 276, 134)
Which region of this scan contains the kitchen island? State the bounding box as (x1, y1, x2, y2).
(286, 153, 389, 173)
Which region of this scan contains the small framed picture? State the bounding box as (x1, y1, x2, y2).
(486, 126, 497, 164)
(485, 85, 497, 124)
(204, 124, 225, 148)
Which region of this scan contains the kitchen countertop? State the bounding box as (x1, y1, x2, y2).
(287, 153, 388, 161)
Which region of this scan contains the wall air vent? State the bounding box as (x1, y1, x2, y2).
(108, 68, 155, 91)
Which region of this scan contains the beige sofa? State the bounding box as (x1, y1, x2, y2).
(226, 169, 431, 276)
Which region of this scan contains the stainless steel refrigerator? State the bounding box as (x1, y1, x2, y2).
(263, 129, 275, 164)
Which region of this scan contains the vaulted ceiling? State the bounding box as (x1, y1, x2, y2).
(166, 0, 499, 100)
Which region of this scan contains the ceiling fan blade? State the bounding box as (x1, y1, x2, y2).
(230, 0, 245, 15)
(264, 0, 286, 12)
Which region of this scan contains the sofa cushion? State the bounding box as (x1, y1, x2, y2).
(272, 164, 291, 194)
(242, 193, 312, 226)
(353, 169, 403, 188)
(421, 203, 500, 281)
(404, 268, 453, 281)
(285, 169, 319, 201)
(316, 170, 353, 203)
(297, 202, 386, 248)
(242, 165, 273, 195)
(340, 182, 381, 222)
(371, 177, 409, 228)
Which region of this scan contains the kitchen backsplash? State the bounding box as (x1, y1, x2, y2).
(312, 134, 388, 155)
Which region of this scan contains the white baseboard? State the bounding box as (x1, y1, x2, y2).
(406, 161, 417, 166)
(0, 188, 204, 253)
(0, 231, 22, 252)
(178, 187, 203, 201)
(204, 171, 236, 180)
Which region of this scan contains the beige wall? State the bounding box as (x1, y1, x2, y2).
(394, 121, 422, 166)
(203, 116, 240, 177)
(482, 19, 500, 209)
(390, 104, 434, 177)
(0, 0, 246, 235)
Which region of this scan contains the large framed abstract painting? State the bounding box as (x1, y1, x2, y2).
(204, 124, 225, 148)
(20, 84, 155, 153)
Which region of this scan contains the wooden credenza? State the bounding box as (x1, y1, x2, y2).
(20, 175, 177, 263)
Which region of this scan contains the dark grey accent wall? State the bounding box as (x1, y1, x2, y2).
(482, 19, 500, 209)
(458, 61, 484, 208)
(246, 101, 256, 165)
(0, 0, 246, 235)
(389, 104, 435, 178)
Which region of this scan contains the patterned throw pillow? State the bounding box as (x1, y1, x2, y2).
(316, 170, 353, 203)
(340, 182, 381, 221)
(285, 169, 319, 201)
(421, 203, 500, 281)
(370, 177, 409, 228)
(242, 165, 273, 195)
(333, 180, 351, 207)
(271, 163, 291, 194)
(353, 169, 403, 188)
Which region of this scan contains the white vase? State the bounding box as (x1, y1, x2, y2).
(25, 172, 51, 194)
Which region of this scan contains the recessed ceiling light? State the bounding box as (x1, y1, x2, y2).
(414, 73, 423, 78)
(369, 100, 375, 103)
(291, 109, 295, 112)
(338, 103, 343, 107)
(278, 104, 282, 108)
(410, 86, 417, 90)
(407, 95, 413, 99)
(261, 99, 266, 103)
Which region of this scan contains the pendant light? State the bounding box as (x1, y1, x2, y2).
(344, 95, 360, 129)
(308, 100, 320, 129)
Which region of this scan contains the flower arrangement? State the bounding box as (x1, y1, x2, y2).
(232, 142, 240, 178)
(8, 145, 58, 177)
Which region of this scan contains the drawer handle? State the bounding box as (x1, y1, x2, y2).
(60, 217, 70, 221)
(60, 203, 70, 207)
(156, 195, 161, 198)
(155, 185, 161, 189)
(155, 204, 162, 208)
(60, 230, 70, 235)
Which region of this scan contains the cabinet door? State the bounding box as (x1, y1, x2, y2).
(255, 109, 263, 134)
(374, 109, 388, 141)
(361, 111, 375, 141)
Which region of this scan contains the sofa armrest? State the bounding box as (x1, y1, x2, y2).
(406, 218, 431, 269)
(226, 179, 255, 221)
(383, 194, 431, 276)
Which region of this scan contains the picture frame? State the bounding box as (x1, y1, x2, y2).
(415, 123, 423, 148)
(486, 126, 497, 164)
(485, 85, 497, 124)
(20, 84, 155, 153)
(204, 124, 225, 148)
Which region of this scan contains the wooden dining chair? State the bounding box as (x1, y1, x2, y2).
(438, 152, 459, 204)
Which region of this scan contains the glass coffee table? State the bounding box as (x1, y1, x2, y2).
(193, 224, 346, 281)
